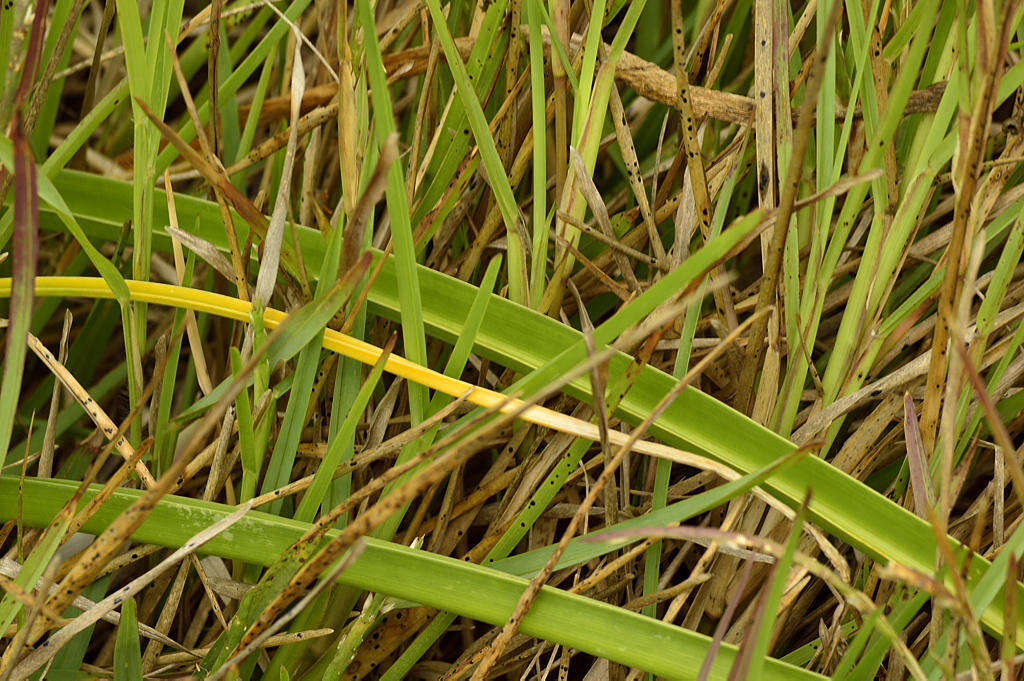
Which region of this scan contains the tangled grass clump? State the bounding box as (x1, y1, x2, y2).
(1, 0, 1024, 679)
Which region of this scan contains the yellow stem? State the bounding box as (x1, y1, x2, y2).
(0, 277, 722, 473)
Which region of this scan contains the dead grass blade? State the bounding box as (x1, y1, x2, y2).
(903, 392, 936, 518)
(735, 0, 842, 413)
(253, 37, 305, 305)
(38, 310, 71, 478)
(24, 330, 157, 487)
(0, 557, 189, 651)
(9, 502, 254, 680)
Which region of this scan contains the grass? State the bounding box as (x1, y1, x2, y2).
(1, 0, 1024, 679)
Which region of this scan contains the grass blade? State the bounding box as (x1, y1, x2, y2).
(0, 129, 38, 470)
(357, 0, 429, 423)
(422, 0, 529, 303)
(0, 477, 821, 681)
(113, 598, 142, 681)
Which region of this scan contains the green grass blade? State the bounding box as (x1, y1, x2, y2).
(259, 345, 323, 516)
(231, 347, 259, 503)
(174, 279, 359, 424)
(828, 612, 881, 678)
(747, 497, 808, 681)
(846, 590, 930, 681)
(357, 0, 428, 424)
(0, 516, 68, 636)
(422, 0, 528, 303)
(526, 0, 548, 308)
(922, 521, 1024, 679)
(153, 250, 195, 470)
(152, 0, 315, 175)
(494, 448, 806, 577)
(113, 598, 143, 681)
(437, 255, 502, 387)
(410, 0, 509, 232)
(292, 346, 389, 523)
(0, 477, 822, 681)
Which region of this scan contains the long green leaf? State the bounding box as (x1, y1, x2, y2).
(357, 0, 428, 425)
(0, 477, 821, 681)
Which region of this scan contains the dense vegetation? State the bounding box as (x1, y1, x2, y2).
(1, 0, 1023, 679)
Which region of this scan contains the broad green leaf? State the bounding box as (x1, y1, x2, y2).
(0, 477, 821, 681)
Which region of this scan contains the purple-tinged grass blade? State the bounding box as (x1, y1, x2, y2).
(0, 127, 39, 470)
(0, 0, 47, 468)
(11, 0, 51, 110)
(697, 560, 754, 681)
(904, 392, 935, 519)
